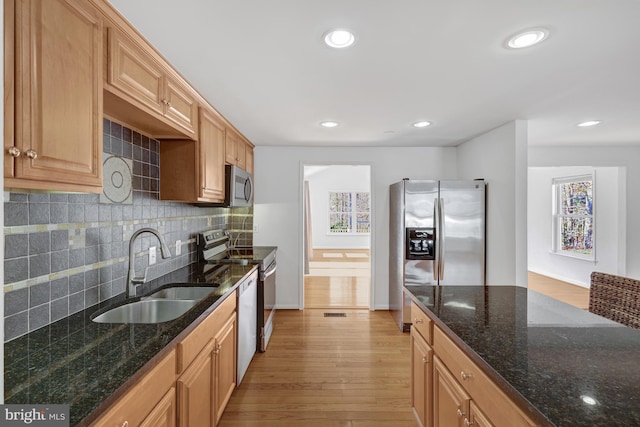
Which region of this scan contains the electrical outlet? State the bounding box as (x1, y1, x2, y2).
(176, 240, 182, 256)
(207, 216, 212, 227)
(253, 224, 259, 233)
(149, 246, 157, 265)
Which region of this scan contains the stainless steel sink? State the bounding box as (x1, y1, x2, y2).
(143, 286, 215, 301)
(91, 299, 199, 324)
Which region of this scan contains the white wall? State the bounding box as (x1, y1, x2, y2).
(253, 147, 457, 310)
(529, 145, 640, 280)
(456, 120, 529, 286)
(528, 166, 625, 287)
(305, 165, 370, 249)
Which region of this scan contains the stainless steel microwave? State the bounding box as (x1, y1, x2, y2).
(225, 165, 253, 207)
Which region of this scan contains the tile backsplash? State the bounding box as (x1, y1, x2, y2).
(3, 118, 252, 341)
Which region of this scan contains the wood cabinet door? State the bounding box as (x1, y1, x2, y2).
(177, 340, 215, 427)
(225, 129, 239, 165)
(199, 108, 225, 202)
(469, 401, 494, 427)
(164, 75, 197, 136)
(140, 387, 177, 427)
(244, 142, 254, 175)
(411, 327, 433, 427)
(433, 357, 470, 427)
(11, 0, 102, 189)
(214, 315, 237, 425)
(107, 26, 164, 116)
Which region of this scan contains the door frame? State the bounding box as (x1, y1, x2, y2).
(299, 162, 375, 310)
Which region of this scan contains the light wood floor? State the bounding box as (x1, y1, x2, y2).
(219, 309, 417, 426)
(528, 271, 590, 310)
(305, 249, 370, 309)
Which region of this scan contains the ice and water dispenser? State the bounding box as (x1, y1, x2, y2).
(406, 227, 436, 260)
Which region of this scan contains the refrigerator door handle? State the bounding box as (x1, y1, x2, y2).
(438, 197, 445, 281)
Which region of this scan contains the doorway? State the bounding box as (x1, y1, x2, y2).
(302, 165, 372, 309)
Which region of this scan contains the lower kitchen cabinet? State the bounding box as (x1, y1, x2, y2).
(177, 340, 216, 427)
(90, 350, 177, 427)
(140, 387, 177, 427)
(410, 301, 538, 427)
(433, 356, 471, 427)
(214, 316, 237, 425)
(411, 326, 433, 427)
(176, 292, 237, 427)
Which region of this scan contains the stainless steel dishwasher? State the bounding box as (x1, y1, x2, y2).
(237, 270, 258, 384)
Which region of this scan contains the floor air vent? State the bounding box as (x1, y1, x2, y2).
(324, 312, 347, 317)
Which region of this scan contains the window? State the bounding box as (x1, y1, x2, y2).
(329, 192, 370, 234)
(552, 174, 594, 260)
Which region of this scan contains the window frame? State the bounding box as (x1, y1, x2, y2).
(551, 173, 595, 261)
(328, 191, 370, 235)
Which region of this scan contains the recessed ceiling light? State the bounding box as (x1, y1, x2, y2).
(323, 29, 355, 49)
(412, 121, 432, 128)
(320, 121, 339, 128)
(506, 28, 548, 49)
(577, 120, 601, 127)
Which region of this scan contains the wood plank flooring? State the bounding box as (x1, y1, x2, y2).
(305, 249, 370, 309)
(527, 271, 590, 310)
(218, 309, 417, 427)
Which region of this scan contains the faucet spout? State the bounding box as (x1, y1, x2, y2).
(126, 227, 172, 299)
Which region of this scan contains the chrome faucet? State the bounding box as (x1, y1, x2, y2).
(126, 227, 172, 299)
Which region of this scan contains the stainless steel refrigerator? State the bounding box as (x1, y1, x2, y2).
(389, 179, 486, 331)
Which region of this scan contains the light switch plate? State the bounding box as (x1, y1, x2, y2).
(176, 240, 181, 256)
(149, 246, 157, 265)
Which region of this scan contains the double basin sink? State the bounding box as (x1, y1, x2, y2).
(91, 285, 216, 324)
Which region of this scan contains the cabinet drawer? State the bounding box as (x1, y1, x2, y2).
(433, 326, 537, 427)
(177, 291, 237, 373)
(91, 349, 176, 427)
(411, 301, 432, 344)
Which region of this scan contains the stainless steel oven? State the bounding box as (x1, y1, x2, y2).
(198, 230, 277, 352)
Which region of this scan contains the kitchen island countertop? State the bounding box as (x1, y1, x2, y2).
(4, 261, 257, 426)
(405, 285, 640, 427)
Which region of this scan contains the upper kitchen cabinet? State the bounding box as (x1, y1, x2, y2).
(160, 107, 225, 203)
(103, 25, 197, 139)
(4, 0, 103, 193)
(226, 129, 254, 174)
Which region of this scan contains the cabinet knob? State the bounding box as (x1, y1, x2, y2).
(414, 318, 424, 324)
(121, 421, 129, 427)
(7, 146, 21, 157)
(461, 371, 473, 381)
(214, 344, 221, 354)
(465, 418, 474, 426)
(422, 357, 428, 364)
(457, 408, 466, 418)
(25, 149, 38, 159)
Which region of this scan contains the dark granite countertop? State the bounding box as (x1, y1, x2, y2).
(405, 285, 640, 427)
(4, 261, 257, 426)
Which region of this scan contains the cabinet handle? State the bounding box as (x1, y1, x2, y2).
(121, 421, 129, 427)
(457, 408, 466, 418)
(461, 371, 473, 381)
(414, 318, 424, 324)
(25, 149, 38, 160)
(162, 99, 172, 107)
(422, 357, 428, 363)
(465, 418, 474, 426)
(7, 146, 21, 157)
(214, 344, 221, 354)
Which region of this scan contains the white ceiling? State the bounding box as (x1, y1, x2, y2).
(108, 0, 640, 148)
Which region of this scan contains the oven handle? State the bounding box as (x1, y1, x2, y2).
(263, 262, 277, 279)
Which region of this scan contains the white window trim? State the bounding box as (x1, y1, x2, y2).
(327, 191, 370, 235)
(551, 173, 596, 262)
